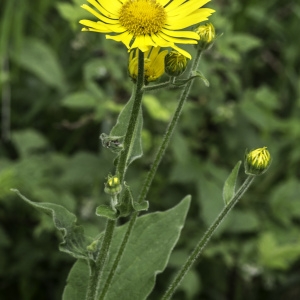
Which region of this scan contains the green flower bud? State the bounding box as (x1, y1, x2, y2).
(194, 23, 216, 51)
(104, 175, 122, 195)
(244, 147, 271, 176)
(164, 51, 188, 77)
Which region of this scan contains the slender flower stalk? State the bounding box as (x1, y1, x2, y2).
(161, 175, 255, 300)
(117, 50, 145, 182)
(85, 51, 145, 300)
(100, 49, 204, 299)
(138, 49, 203, 203)
(85, 219, 116, 300)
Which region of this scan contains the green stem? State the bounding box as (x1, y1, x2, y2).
(86, 219, 116, 300)
(91, 51, 144, 299)
(161, 175, 255, 300)
(85, 62, 144, 297)
(98, 50, 204, 299)
(99, 211, 139, 300)
(117, 50, 145, 182)
(138, 50, 203, 203)
(143, 79, 172, 92)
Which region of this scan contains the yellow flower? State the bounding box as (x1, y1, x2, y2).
(128, 47, 168, 83)
(244, 147, 271, 176)
(80, 0, 215, 59)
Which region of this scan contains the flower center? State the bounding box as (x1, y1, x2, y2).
(119, 0, 166, 36)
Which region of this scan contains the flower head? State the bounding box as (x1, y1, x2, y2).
(195, 22, 216, 51)
(244, 147, 271, 176)
(80, 0, 215, 59)
(129, 47, 168, 84)
(164, 51, 188, 77)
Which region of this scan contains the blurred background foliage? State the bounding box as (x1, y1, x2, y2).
(1, 0, 300, 299)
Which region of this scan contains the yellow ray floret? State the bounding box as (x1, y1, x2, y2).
(80, 0, 215, 59)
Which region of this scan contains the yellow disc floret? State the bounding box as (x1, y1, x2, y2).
(119, 0, 166, 36)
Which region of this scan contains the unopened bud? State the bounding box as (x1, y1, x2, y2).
(244, 147, 271, 176)
(104, 175, 122, 195)
(164, 51, 188, 77)
(195, 23, 216, 51)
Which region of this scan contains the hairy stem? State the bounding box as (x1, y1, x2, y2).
(99, 211, 139, 300)
(98, 50, 204, 299)
(85, 51, 144, 300)
(117, 50, 145, 182)
(138, 50, 203, 203)
(86, 219, 116, 300)
(161, 175, 255, 300)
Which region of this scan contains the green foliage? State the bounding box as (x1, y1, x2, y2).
(223, 161, 242, 205)
(63, 259, 89, 300)
(13, 37, 67, 91)
(2, 0, 300, 299)
(64, 196, 191, 299)
(110, 94, 143, 166)
(12, 189, 93, 260)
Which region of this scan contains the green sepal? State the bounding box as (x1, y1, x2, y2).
(133, 200, 149, 212)
(12, 189, 93, 260)
(115, 183, 133, 217)
(95, 205, 119, 220)
(222, 161, 242, 205)
(116, 183, 149, 217)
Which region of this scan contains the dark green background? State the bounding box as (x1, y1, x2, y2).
(1, 0, 300, 299)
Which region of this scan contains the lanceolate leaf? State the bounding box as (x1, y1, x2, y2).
(110, 94, 143, 166)
(102, 195, 191, 300)
(62, 196, 191, 300)
(12, 189, 92, 260)
(222, 161, 242, 205)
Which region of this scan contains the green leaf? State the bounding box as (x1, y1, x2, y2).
(258, 232, 300, 270)
(62, 259, 89, 300)
(63, 196, 190, 299)
(12, 189, 92, 260)
(13, 37, 66, 91)
(61, 91, 98, 110)
(102, 195, 191, 300)
(193, 71, 210, 87)
(223, 210, 259, 233)
(222, 161, 241, 205)
(110, 95, 143, 166)
(96, 205, 118, 220)
(143, 95, 171, 121)
(11, 129, 48, 158)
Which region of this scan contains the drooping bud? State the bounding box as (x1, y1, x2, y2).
(244, 147, 271, 176)
(104, 175, 122, 195)
(164, 51, 189, 77)
(194, 23, 216, 51)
